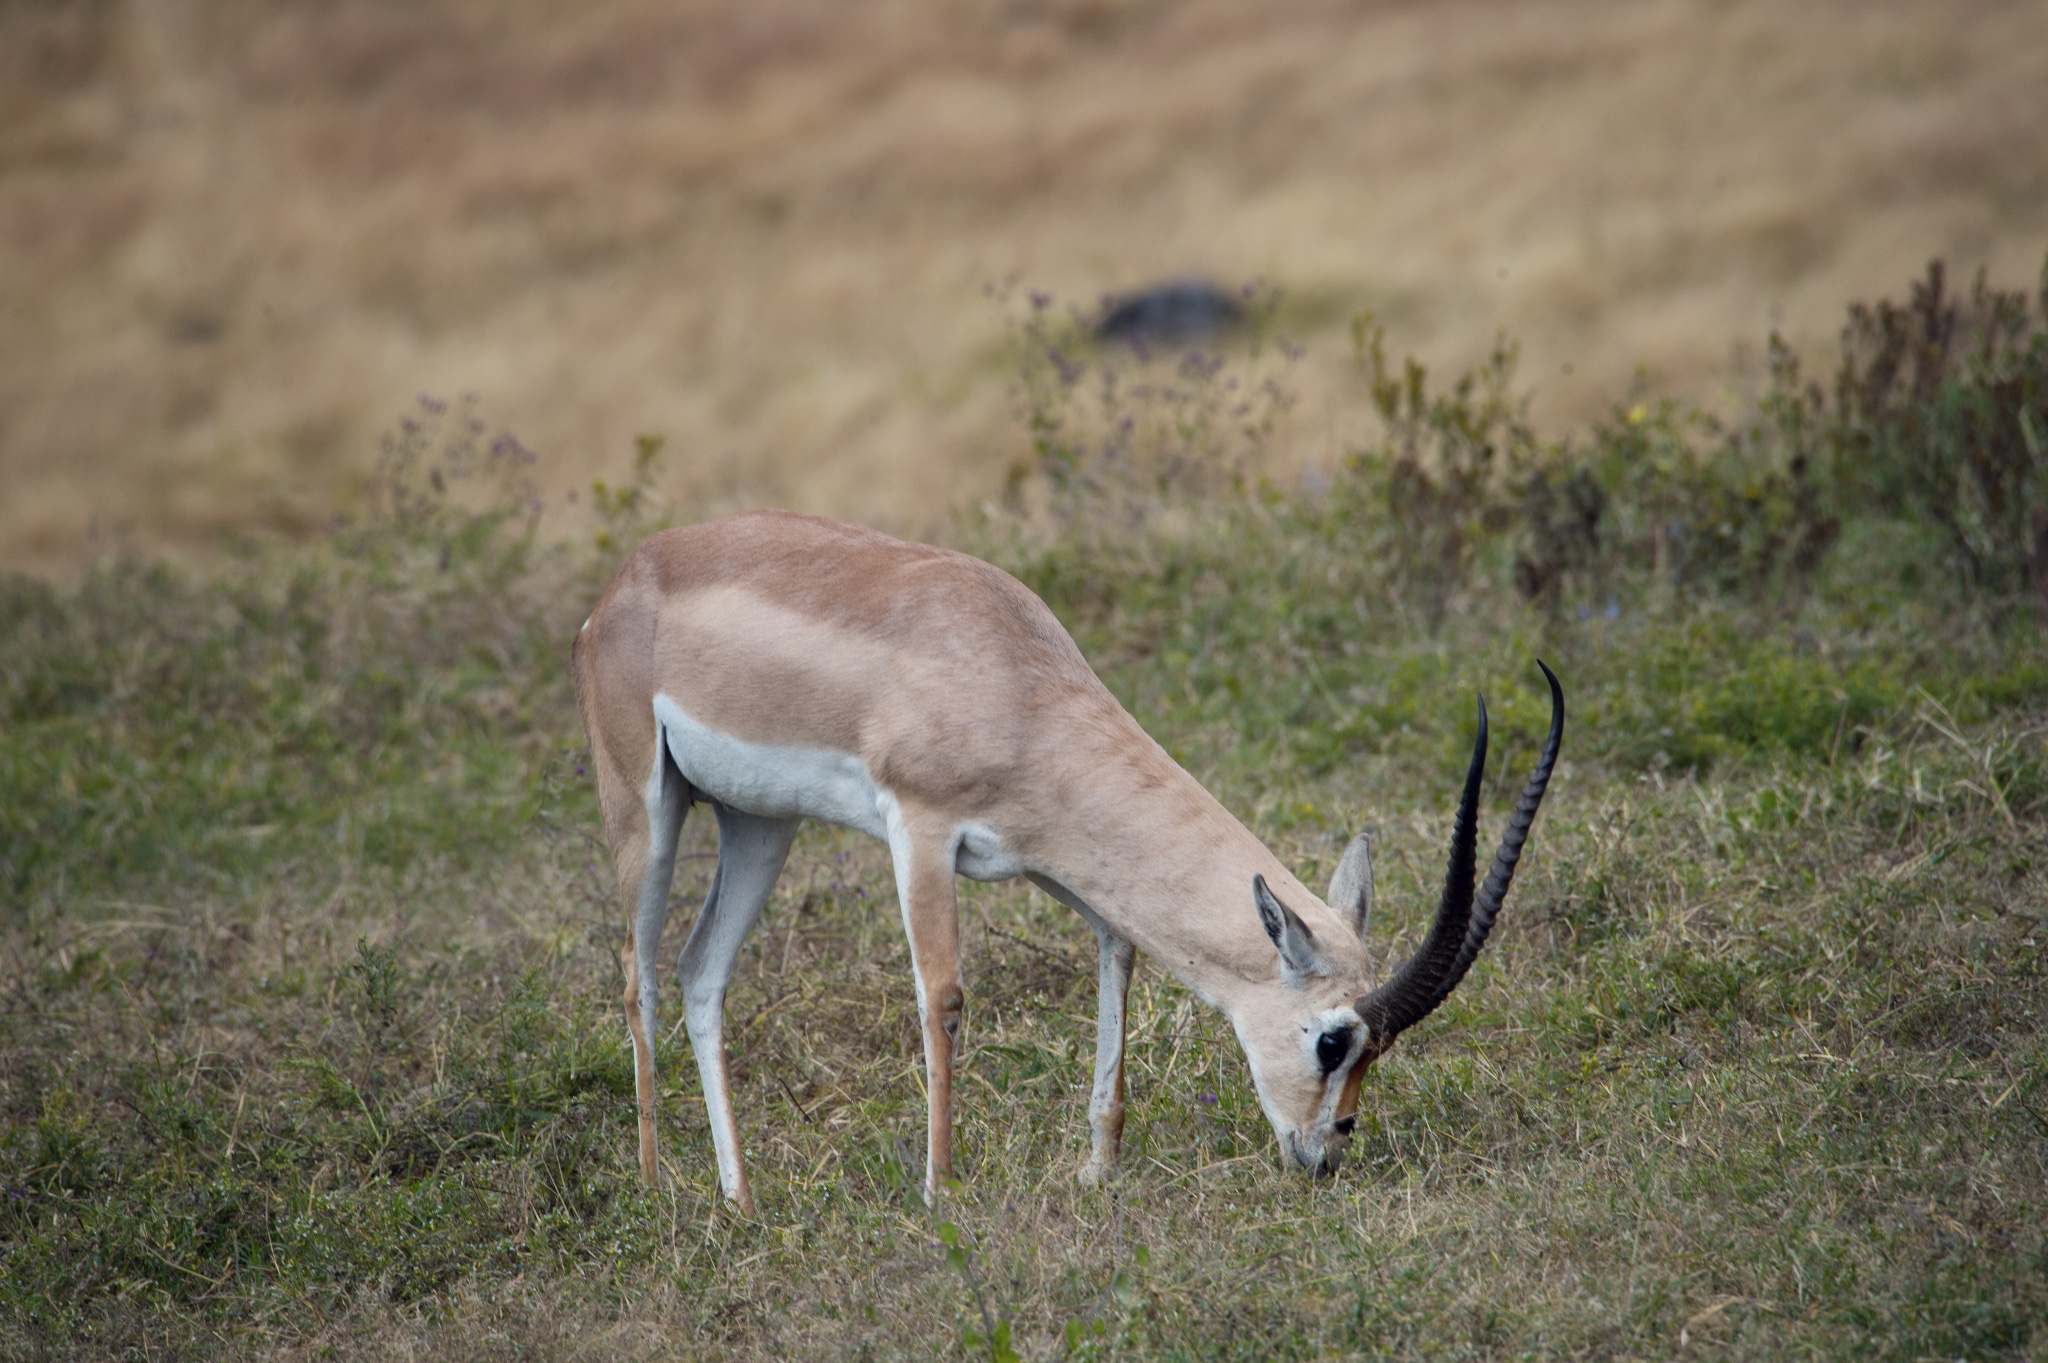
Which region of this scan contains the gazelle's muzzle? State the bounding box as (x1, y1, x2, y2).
(1286, 1123, 1357, 1177)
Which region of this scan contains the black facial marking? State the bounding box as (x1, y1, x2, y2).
(1334, 1115, 1356, 1136)
(1316, 1028, 1351, 1073)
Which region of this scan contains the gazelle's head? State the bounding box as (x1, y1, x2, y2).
(1235, 662, 1565, 1176)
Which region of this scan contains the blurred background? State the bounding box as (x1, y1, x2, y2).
(3, 0, 2046, 576)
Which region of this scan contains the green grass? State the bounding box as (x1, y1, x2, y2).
(4, 281, 2047, 1359)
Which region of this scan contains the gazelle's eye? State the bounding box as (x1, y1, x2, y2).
(1315, 1029, 1350, 1073)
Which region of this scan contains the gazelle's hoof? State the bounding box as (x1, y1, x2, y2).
(1076, 1158, 1119, 1188)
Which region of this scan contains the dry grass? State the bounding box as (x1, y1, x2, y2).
(6, 652, 2044, 1360)
(6, 0, 2048, 573)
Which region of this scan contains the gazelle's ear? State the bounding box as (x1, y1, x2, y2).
(1253, 875, 1325, 984)
(1327, 832, 1373, 939)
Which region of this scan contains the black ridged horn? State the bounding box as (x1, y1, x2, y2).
(1353, 661, 1566, 1050)
(1353, 694, 1488, 1046)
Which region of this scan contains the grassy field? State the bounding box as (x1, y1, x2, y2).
(3, 267, 2047, 1358)
(6, 0, 2048, 573)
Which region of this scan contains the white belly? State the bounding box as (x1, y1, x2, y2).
(650, 694, 1025, 881)
(652, 694, 888, 840)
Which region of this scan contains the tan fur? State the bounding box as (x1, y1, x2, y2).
(576, 510, 1378, 1204)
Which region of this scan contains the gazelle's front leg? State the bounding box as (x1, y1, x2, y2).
(883, 803, 965, 1201)
(678, 805, 797, 1215)
(1081, 925, 1137, 1184)
(1024, 874, 1135, 1184)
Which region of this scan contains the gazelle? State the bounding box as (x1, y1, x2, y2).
(574, 510, 1563, 1210)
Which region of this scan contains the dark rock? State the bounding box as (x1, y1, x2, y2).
(1096, 279, 1245, 347)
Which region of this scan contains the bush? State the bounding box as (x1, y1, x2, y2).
(1814, 258, 2048, 613)
(1002, 283, 1299, 532)
(1013, 257, 2045, 625)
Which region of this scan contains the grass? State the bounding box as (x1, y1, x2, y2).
(4, 283, 2048, 1358)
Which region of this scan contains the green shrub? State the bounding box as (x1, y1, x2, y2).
(1811, 258, 2048, 613)
(1340, 317, 1840, 615)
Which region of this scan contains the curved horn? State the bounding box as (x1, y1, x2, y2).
(1354, 662, 1567, 1050)
(1354, 694, 1488, 1045)
(1429, 659, 1566, 1011)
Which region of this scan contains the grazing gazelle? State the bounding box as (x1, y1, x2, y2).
(574, 510, 1563, 1210)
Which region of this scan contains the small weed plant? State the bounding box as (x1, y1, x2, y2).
(3, 265, 2045, 1359)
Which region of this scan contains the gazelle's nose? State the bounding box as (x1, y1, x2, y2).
(1286, 1132, 1317, 1170)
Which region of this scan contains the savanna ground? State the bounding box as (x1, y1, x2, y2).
(6, 0, 2048, 573)
(4, 256, 2048, 1359)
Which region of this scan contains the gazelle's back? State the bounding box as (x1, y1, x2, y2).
(576, 510, 1131, 816)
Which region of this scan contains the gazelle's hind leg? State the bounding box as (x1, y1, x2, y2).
(680, 804, 798, 1214)
(624, 744, 690, 1188)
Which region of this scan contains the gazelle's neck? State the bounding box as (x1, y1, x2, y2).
(1018, 709, 1363, 1009)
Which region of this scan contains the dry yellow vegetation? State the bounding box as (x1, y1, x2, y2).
(4, 0, 2047, 574)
